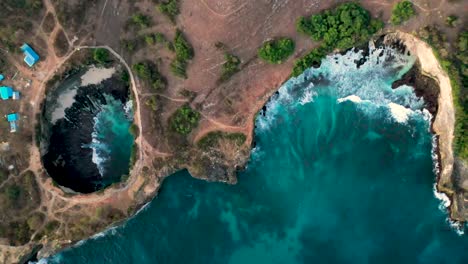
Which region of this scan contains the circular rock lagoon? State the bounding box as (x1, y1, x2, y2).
(40, 64, 135, 193)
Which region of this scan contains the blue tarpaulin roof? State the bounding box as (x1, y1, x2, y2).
(0, 86, 13, 100)
(0, 75, 4, 81)
(7, 113, 18, 122)
(21, 44, 40, 67)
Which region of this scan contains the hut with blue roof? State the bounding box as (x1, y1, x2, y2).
(0, 74, 4, 82)
(0, 86, 13, 100)
(6, 113, 19, 133)
(21, 44, 40, 67)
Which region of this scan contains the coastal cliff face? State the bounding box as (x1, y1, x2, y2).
(385, 32, 466, 221)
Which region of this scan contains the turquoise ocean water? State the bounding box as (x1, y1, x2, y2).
(39, 46, 468, 263)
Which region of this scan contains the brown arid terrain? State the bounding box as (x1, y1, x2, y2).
(0, 0, 466, 262)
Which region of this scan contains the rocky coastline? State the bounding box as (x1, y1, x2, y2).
(385, 31, 465, 221)
(2, 32, 464, 263)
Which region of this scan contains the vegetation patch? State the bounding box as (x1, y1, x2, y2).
(170, 105, 200, 135)
(132, 61, 166, 91)
(446, 15, 459, 28)
(170, 29, 194, 78)
(158, 0, 180, 23)
(391, 1, 416, 25)
(197, 131, 246, 150)
(220, 53, 241, 82)
(130, 13, 151, 29)
(258, 38, 295, 64)
(293, 2, 383, 76)
(92, 48, 110, 65)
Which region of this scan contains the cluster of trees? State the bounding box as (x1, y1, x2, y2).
(170, 30, 194, 78)
(258, 38, 295, 64)
(390, 1, 416, 25)
(132, 61, 166, 91)
(220, 53, 241, 81)
(293, 2, 384, 76)
(158, 0, 179, 23)
(170, 105, 200, 135)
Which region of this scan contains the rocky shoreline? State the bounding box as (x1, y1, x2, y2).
(385, 31, 464, 221)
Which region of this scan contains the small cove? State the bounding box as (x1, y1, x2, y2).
(40, 66, 135, 193)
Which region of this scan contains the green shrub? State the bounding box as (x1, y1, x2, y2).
(145, 96, 158, 111)
(220, 53, 241, 81)
(170, 30, 194, 78)
(155, 33, 167, 44)
(173, 29, 194, 61)
(170, 105, 200, 135)
(93, 48, 109, 64)
(293, 2, 383, 76)
(132, 62, 166, 90)
(446, 15, 459, 27)
(131, 13, 151, 28)
(258, 38, 295, 64)
(391, 1, 416, 25)
(6, 185, 21, 202)
(145, 35, 155, 45)
(170, 57, 188, 78)
(197, 131, 246, 150)
(158, 0, 179, 22)
(121, 39, 137, 52)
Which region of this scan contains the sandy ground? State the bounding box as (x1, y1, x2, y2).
(80, 66, 116, 86)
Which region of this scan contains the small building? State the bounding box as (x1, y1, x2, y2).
(6, 113, 19, 133)
(12, 91, 20, 100)
(0, 86, 13, 100)
(0, 74, 4, 81)
(20, 44, 40, 67)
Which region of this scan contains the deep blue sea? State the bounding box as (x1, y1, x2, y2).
(39, 46, 468, 263)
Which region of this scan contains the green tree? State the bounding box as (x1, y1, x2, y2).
(158, 0, 179, 22)
(258, 38, 295, 64)
(391, 1, 416, 25)
(131, 13, 151, 28)
(170, 30, 194, 78)
(170, 105, 200, 135)
(220, 53, 241, 81)
(93, 48, 109, 64)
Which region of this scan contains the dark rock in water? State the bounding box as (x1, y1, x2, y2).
(391, 62, 439, 115)
(42, 74, 131, 193)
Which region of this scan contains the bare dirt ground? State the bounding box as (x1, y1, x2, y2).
(0, 0, 467, 262)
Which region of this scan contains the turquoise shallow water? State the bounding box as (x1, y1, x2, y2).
(41, 46, 468, 263)
(83, 94, 134, 188)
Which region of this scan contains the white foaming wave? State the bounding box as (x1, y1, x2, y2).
(299, 88, 317, 105)
(387, 102, 413, 123)
(82, 114, 111, 176)
(124, 100, 134, 118)
(432, 183, 451, 209)
(337, 95, 364, 104)
(431, 184, 466, 235)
